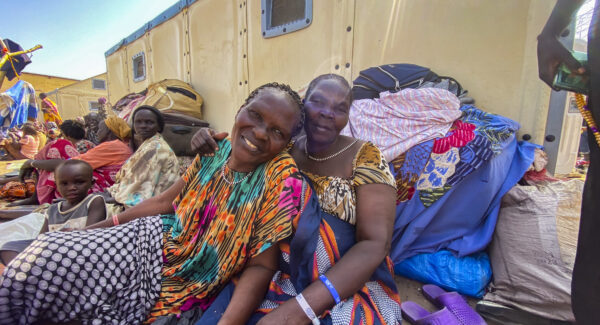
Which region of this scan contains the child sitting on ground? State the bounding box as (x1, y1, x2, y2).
(4, 124, 40, 159)
(0, 159, 106, 265)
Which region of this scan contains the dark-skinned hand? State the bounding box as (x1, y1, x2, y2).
(190, 127, 227, 156)
(537, 33, 585, 88)
(18, 160, 35, 183)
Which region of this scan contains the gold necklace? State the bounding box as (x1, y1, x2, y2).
(304, 138, 359, 162)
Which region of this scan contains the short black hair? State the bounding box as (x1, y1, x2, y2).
(21, 125, 37, 136)
(39, 93, 47, 100)
(59, 120, 86, 140)
(132, 105, 165, 133)
(305, 74, 352, 103)
(55, 160, 94, 180)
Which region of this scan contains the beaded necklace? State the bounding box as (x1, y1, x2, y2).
(575, 93, 600, 147)
(220, 158, 253, 185)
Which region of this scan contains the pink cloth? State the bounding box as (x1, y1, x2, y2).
(341, 88, 462, 161)
(35, 139, 80, 204)
(19, 135, 39, 159)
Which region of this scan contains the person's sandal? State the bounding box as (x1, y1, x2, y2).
(422, 284, 487, 325)
(401, 301, 461, 325)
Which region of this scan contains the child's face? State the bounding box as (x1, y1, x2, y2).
(55, 165, 93, 204)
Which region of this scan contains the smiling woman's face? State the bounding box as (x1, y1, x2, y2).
(229, 89, 299, 172)
(304, 78, 352, 146)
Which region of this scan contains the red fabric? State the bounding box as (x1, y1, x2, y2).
(432, 120, 476, 154)
(36, 139, 128, 204)
(91, 164, 122, 193)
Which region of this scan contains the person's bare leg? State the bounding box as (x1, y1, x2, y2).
(4, 143, 28, 160)
(7, 187, 39, 207)
(0, 175, 19, 185)
(7, 195, 38, 206)
(0, 250, 19, 265)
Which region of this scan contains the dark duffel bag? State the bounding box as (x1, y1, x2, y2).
(352, 63, 462, 100)
(161, 113, 209, 156)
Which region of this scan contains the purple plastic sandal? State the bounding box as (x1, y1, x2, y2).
(401, 301, 461, 325)
(422, 284, 487, 325)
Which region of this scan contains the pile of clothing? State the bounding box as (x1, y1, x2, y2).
(0, 80, 38, 128)
(343, 75, 537, 298)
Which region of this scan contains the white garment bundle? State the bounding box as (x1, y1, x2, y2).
(341, 88, 462, 161)
(0, 212, 45, 247)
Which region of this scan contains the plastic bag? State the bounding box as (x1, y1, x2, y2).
(0, 212, 45, 247)
(394, 250, 492, 298)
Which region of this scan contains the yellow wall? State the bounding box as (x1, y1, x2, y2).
(54, 73, 108, 120)
(0, 72, 78, 96)
(106, 0, 555, 142)
(1, 72, 108, 121)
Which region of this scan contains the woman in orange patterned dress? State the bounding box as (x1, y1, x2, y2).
(0, 83, 306, 325)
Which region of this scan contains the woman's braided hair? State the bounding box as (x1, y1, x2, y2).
(240, 82, 305, 137)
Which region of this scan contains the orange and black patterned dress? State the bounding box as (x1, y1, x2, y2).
(0, 139, 303, 325)
(147, 139, 303, 321)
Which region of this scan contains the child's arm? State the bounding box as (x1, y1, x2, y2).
(218, 245, 280, 325)
(86, 178, 184, 229)
(38, 218, 49, 235)
(86, 196, 107, 227)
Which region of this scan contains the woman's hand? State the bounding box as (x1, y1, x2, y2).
(86, 178, 184, 230)
(271, 183, 396, 320)
(191, 127, 228, 156)
(18, 160, 35, 182)
(256, 301, 310, 325)
(218, 245, 283, 325)
(536, 0, 587, 87)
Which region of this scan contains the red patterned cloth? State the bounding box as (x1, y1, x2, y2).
(36, 139, 130, 204)
(35, 139, 80, 204)
(432, 120, 476, 154)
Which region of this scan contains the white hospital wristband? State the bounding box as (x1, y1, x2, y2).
(295, 293, 320, 325)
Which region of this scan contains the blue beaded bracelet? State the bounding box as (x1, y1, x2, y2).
(319, 275, 341, 304)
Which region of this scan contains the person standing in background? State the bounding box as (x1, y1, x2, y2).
(537, 1, 600, 323)
(39, 92, 63, 125)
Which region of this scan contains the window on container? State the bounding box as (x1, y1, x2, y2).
(261, 0, 312, 38)
(132, 52, 146, 82)
(89, 101, 101, 112)
(92, 78, 106, 90)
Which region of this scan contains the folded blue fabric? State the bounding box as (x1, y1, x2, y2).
(390, 105, 538, 263)
(3, 80, 38, 128)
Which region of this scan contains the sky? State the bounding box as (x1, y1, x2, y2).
(1, 0, 179, 80)
(2, 0, 596, 81)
